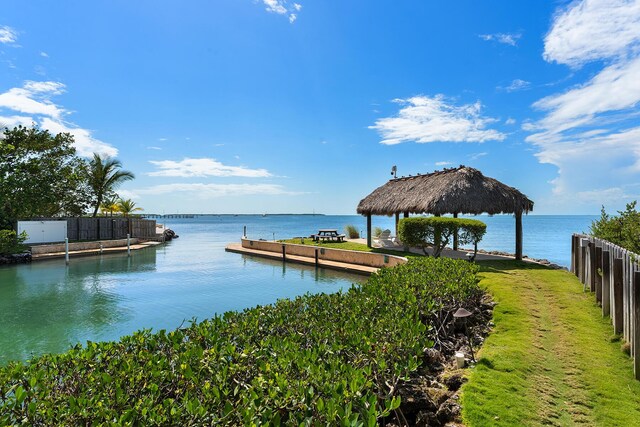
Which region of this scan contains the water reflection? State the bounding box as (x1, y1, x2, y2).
(239, 254, 366, 286)
(0, 249, 157, 363)
(0, 236, 363, 364)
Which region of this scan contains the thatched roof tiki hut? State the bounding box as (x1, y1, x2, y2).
(356, 166, 534, 260)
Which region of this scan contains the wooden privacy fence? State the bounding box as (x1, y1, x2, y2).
(571, 234, 640, 380)
(29, 217, 157, 241)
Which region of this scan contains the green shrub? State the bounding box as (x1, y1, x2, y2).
(591, 202, 640, 253)
(0, 258, 480, 426)
(0, 230, 28, 255)
(398, 217, 486, 258)
(344, 224, 360, 239)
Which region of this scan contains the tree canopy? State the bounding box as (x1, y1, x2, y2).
(590, 202, 640, 253)
(0, 126, 90, 229)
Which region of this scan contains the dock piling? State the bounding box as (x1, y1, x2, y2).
(65, 238, 69, 265)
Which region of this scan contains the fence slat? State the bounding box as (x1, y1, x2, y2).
(631, 271, 640, 380)
(614, 257, 624, 335)
(603, 250, 611, 317)
(595, 246, 603, 304)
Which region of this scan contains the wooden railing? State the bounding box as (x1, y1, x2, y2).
(571, 234, 640, 380)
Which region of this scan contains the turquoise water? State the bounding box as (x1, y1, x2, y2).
(0, 214, 595, 364)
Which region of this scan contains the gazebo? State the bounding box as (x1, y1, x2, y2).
(356, 166, 534, 260)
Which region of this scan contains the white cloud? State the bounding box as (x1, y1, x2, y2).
(525, 0, 640, 210)
(0, 26, 17, 44)
(530, 57, 640, 134)
(158, 137, 167, 141)
(370, 95, 506, 145)
(469, 152, 488, 160)
(544, 0, 640, 67)
(40, 117, 117, 157)
(0, 81, 66, 119)
(148, 158, 272, 178)
(147, 146, 162, 150)
(479, 32, 521, 46)
(575, 187, 635, 205)
(435, 161, 452, 166)
(502, 79, 531, 92)
(137, 183, 301, 197)
(505, 117, 517, 125)
(261, 0, 300, 23)
(0, 81, 118, 157)
(40, 51, 49, 58)
(0, 115, 34, 128)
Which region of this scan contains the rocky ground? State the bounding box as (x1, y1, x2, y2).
(0, 252, 31, 265)
(384, 294, 496, 427)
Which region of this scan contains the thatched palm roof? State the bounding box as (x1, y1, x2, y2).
(357, 166, 533, 216)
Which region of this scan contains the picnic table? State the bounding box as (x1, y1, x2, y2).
(311, 229, 346, 242)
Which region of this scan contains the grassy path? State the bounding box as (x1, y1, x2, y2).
(461, 261, 640, 426)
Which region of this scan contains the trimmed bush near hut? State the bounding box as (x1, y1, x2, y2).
(0, 258, 480, 426)
(398, 217, 486, 258)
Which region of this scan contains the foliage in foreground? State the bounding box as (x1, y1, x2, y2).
(398, 217, 487, 258)
(590, 202, 640, 253)
(0, 258, 480, 426)
(0, 230, 27, 256)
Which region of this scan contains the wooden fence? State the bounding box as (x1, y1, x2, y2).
(29, 217, 157, 241)
(571, 234, 640, 380)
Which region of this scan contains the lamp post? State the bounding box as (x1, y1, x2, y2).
(453, 307, 475, 363)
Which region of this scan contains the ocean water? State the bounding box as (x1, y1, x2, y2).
(201, 214, 596, 267)
(0, 214, 594, 363)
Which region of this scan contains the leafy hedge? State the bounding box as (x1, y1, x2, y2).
(397, 217, 487, 258)
(0, 258, 480, 426)
(590, 202, 640, 253)
(0, 230, 27, 256)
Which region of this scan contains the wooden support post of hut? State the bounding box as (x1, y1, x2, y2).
(453, 212, 459, 251)
(356, 166, 533, 259)
(395, 212, 400, 236)
(366, 214, 372, 248)
(515, 210, 523, 261)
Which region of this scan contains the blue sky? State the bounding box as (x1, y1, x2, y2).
(1, 0, 639, 215)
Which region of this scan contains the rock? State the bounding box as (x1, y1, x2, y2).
(424, 348, 444, 365)
(415, 410, 440, 426)
(163, 229, 179, 240)
(442, 372, 466, 392)
(0, 252, 32, 265)
(436, 400, 461, 425)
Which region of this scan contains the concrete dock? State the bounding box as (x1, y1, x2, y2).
(225, 243, 379, 275)
(31, 241, 163, 261)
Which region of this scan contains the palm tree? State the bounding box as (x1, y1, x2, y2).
(116, 198, 143, 237)
(99, 194, 119, 217)
(88, 154, 135, 217)
(116, 198, 143, 217)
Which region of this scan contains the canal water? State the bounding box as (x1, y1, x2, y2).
(0, 214, 596, 364)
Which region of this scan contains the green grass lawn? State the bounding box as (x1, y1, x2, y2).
(461, 261, 640, 426)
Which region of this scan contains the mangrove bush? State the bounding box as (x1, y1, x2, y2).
(0, 257, 480, 426)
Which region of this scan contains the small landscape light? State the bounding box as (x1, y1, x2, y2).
(453, 307, 475, 363)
